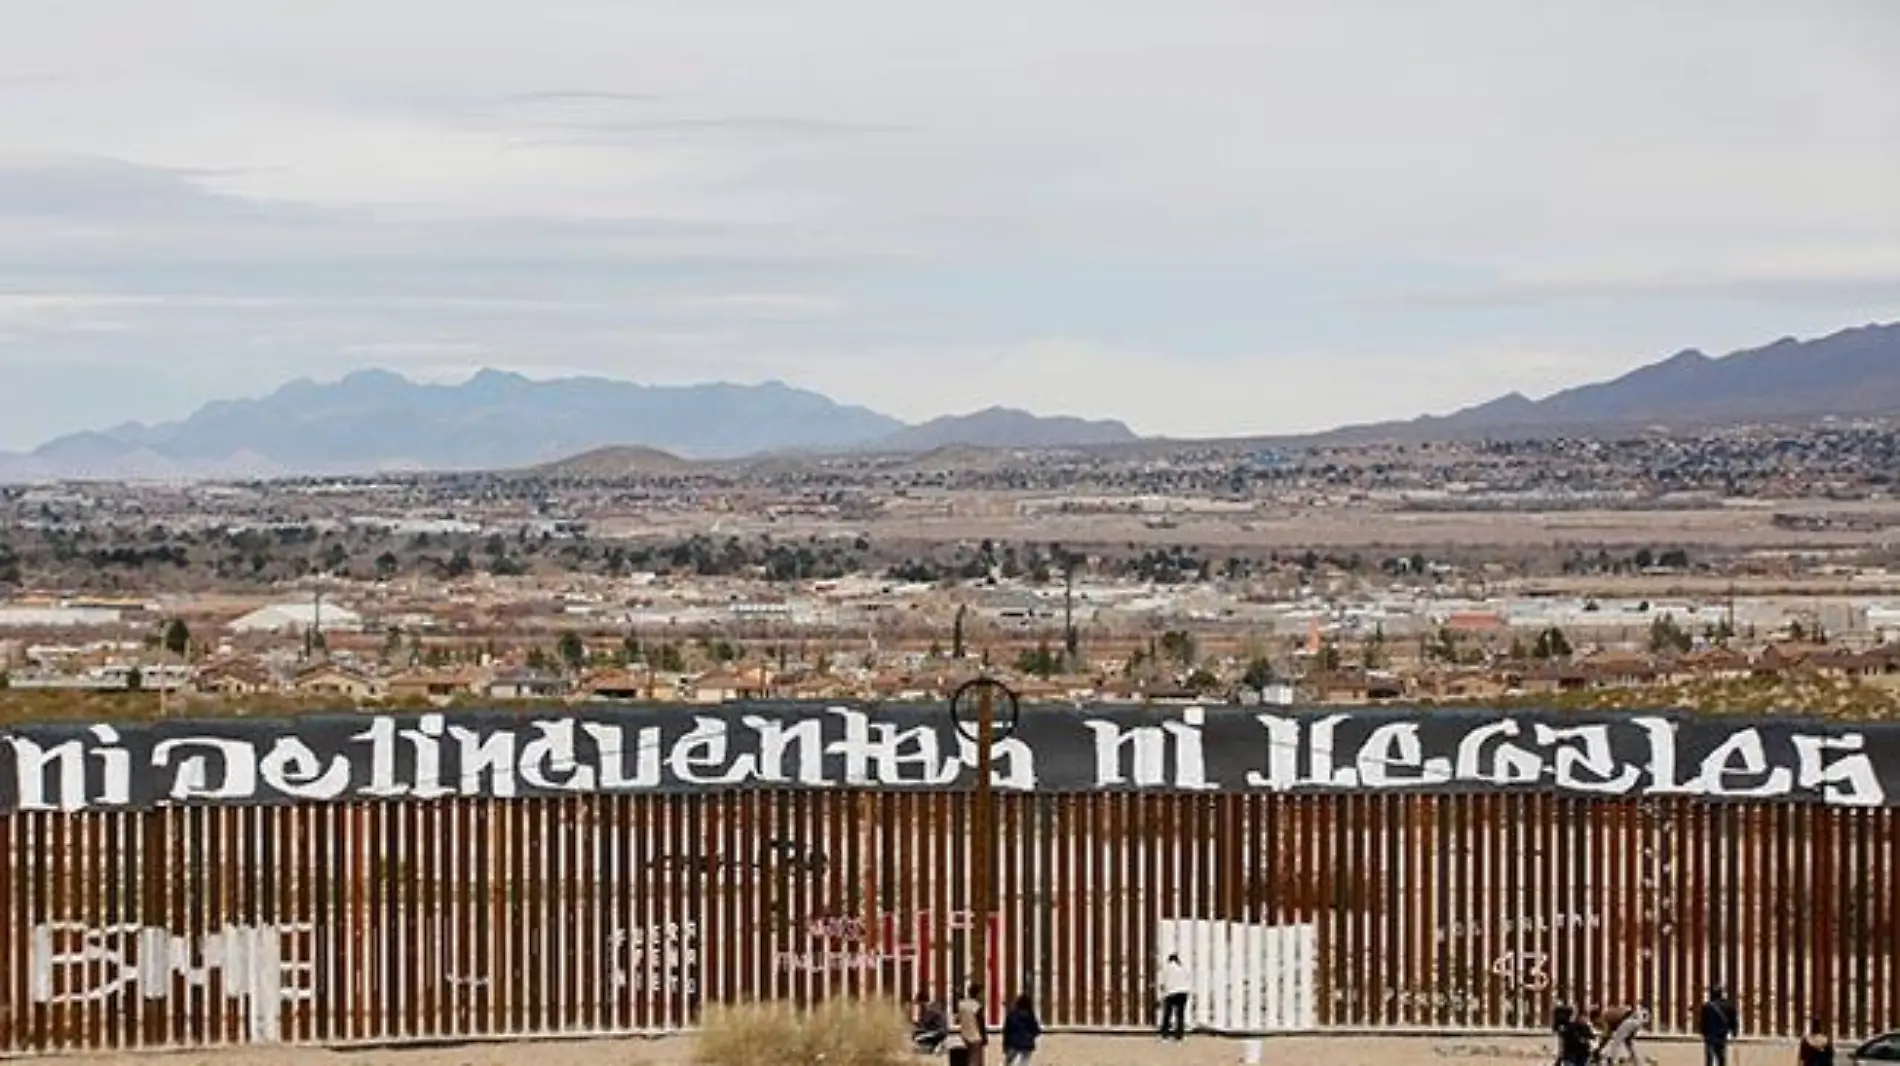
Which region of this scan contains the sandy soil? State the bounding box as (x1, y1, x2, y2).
(7, 1033, 1806, 1066)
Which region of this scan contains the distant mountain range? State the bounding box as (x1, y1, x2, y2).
(1353, 322, 1900, 440)
(0, 369, 1136, 481)
(1, 322, 1894, 482)
(867, 407, 1136, 453)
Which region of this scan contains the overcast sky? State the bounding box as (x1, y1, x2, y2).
(2, 0, 1898, 448)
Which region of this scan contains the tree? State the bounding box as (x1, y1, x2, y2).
(1185, 668, 1221, 694)
(1317, 641, 1343, 672)
(557, 632, 587, 671)
(1364, 624, 1387, 669)
(161, 618, 190, 660)
(655, 642, 685, 672)
(1158, 629, 1197, 671)
(1649, 614, 1691, 654)
(1532, 627, 1572, 660)
(1430, 626, 1459, 663)
(1241, 656, 1278, 693)
(1015, 640, 1058, 679)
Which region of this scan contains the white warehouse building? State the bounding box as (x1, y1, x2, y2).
(226, 602, 363, 634)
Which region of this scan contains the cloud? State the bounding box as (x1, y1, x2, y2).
(497, 89, 662, 105)
(1379, 252, 1900, 311)
(0, 154, 312, 222)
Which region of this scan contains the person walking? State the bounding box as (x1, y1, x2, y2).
(1157, 953, 1192, 1042)
(1698, 986, 1740, 1066)
(947, 982, 987, 1066)
(1798, 1019, 1835, 1066)
(1002, 994, 1042, 1066)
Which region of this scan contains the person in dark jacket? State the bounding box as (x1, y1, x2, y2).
(912, 990, 950, 1054)
(1798, 1019, 1835, 1066)
(1553, 1003, 1594, 1066)
(1002, 994, 1042, 1066)
(1698, 986, 1740, 1066)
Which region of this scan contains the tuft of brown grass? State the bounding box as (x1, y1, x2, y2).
(693, 999, 910, 1066)
(797, 997, 912, 1066)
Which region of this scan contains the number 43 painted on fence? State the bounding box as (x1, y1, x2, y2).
(1490, 952, 1552, 992)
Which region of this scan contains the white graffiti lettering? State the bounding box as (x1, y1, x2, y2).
(29, 921, 316, 1007)
(1489, 951, 1553, 991)
(607, 922, 701, 997)
(1436, 913, 1601, 942)
(4, 707, 1895, 811)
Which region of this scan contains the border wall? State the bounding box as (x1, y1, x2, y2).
(3, 704, 1898, 1054)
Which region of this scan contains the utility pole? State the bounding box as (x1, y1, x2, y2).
(972, 680, 995, 1000)
(951, 676, 1019, 1028)
(1061, 552, 1078, 669)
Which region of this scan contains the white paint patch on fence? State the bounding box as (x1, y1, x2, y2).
(1156, 919, 1318, 1032)
(28, 921, 316, 1042)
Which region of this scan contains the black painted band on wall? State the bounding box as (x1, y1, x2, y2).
(3, 703, 1897, 811)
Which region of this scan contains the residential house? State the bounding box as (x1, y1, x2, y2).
(1753, 642, 1830, 678)
(291, 662, 381, 700)
(192, 657, 275, 696)
(1516, 662, 1591, 695)
(689, 670, 768, 704)
(385, 667, 486, 703)
(1302, 668, 1371, 704)
(1421, 666, 1511, 699)
(577, 669, 657, 702)
(1806, 649, 1900, 681)
(485, 668, 569, 701)
(1679, 646, 1751, 680)
(777, 674, 857, 701)
(1580, 651, 1667, 688)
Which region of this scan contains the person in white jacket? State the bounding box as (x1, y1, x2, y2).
(1157, 954, 1192, 1041)
(1597, 1003, 1651, 1065)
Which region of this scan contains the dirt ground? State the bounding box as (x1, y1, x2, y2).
(6, 1033, 1806, 1066)
(687, 505, 1898, 553)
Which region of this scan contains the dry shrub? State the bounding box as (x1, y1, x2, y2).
(694, 1002, 800, 1066)
(798, 997, 911, 1066)
(694, 998, 909, 1066)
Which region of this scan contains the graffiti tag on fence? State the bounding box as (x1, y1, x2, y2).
(29, 920, 316, 1006)
(608, 921, 701, 996)
(1489, 951, 1552, 992)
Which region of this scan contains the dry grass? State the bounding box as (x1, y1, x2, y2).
(693, 999, 910, 1066)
